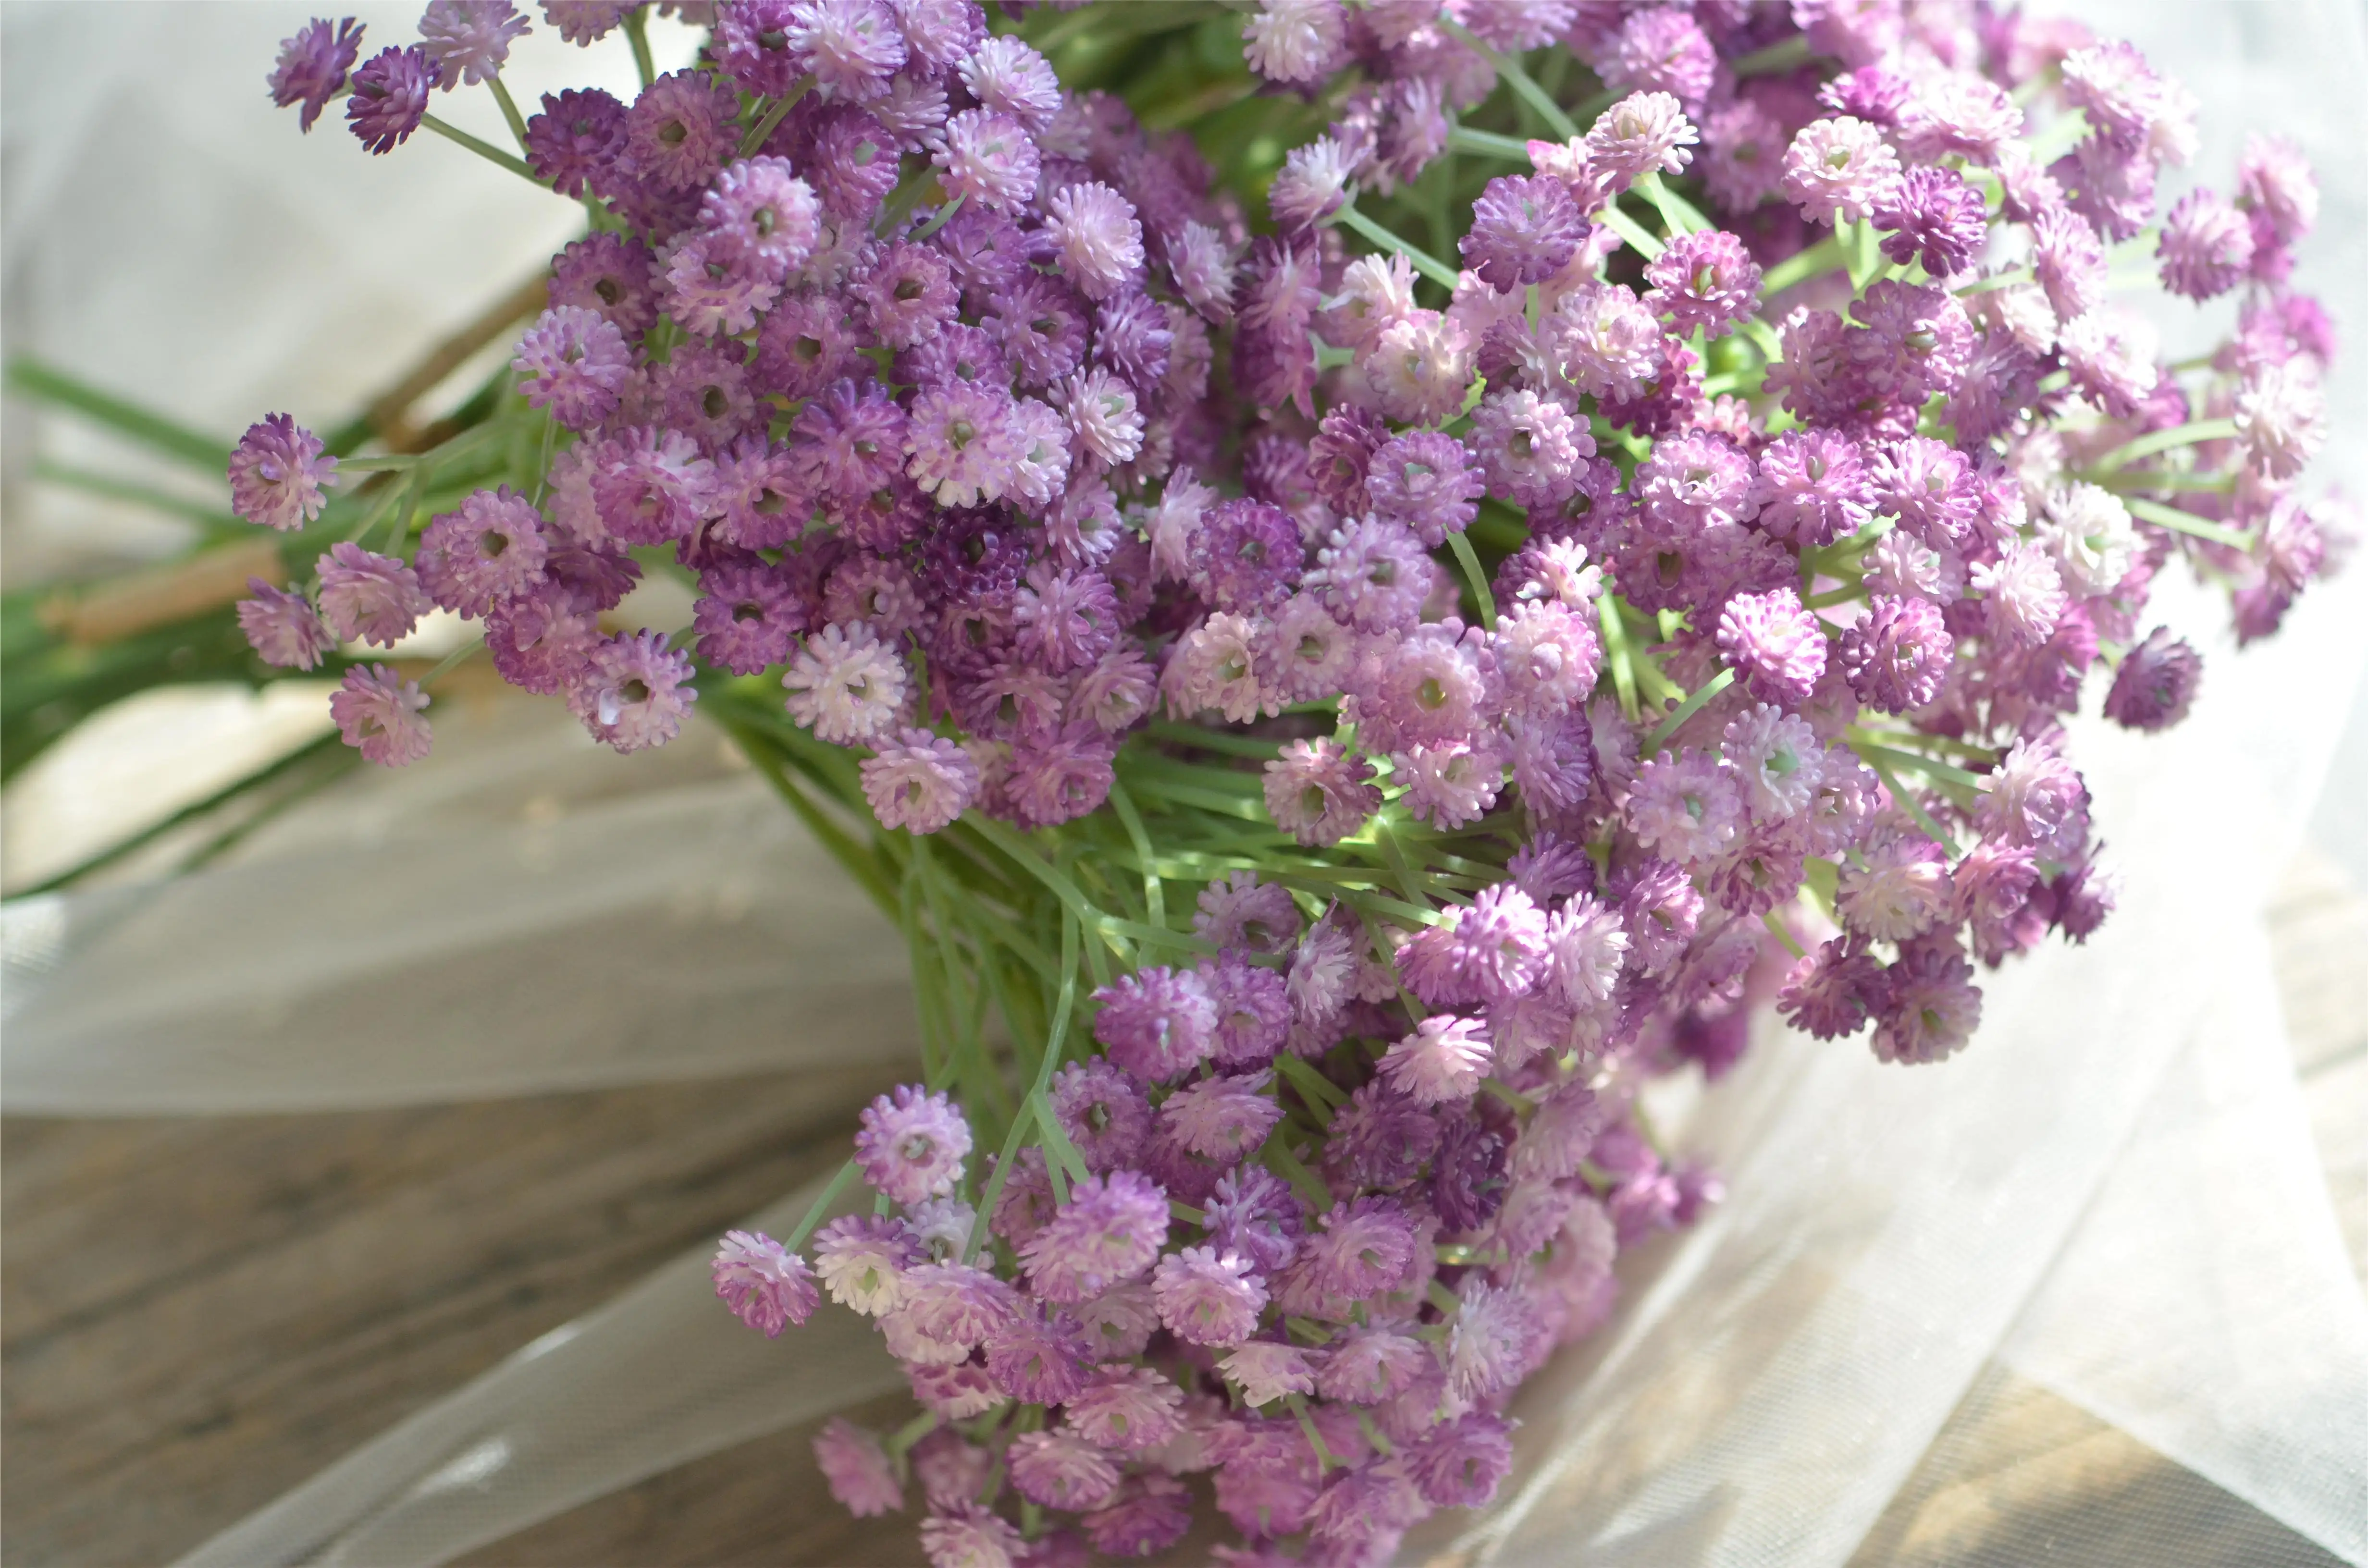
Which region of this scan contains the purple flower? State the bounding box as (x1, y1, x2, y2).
(1008, 1430, 1120, 1512)
(1585, 91, 1696, 182)
(1084, 1473, 1194, 1559)
(1782, 117, 1899, 227)
(1444, 1278, 1540, 1401)
(571, 629, 697, 752)
(791, 379, 910, 502)
(317, 541, 427, 646)
(1264, 737, 1380, 847)
(1190, 498, 1300, 611)
(1752, 429, 1872, 548)
(1379, 1014, 1492, 1105)
(783, 622, 907, 746)
(812, 1214, 919, 1316)
(1092, 965, 1217, 1082)
(540, 1, 633, 46)
(1153, 1246, 1268, 1346)
(1194, 870, 1302, 955)
(1047, 1060, 1152, 1173)
(2157, 187, 2254, 301)
(712, 1229, 819, 1337)
(1461, 174, 1588, 291)
(1409, 1412, 1515, 1508)
(1242, 0, 1344, 85)
(861, 727, 979, 833)
(702, 157, 821, 278)
(1643, 229, 1762, 338)
(513, 305, 633, 430)
(1871, 934, 1983, 1065)
(623, 69, 738, 192)
(903, 380, 1020, 507)
(228, 413, 337, 531)
(1302, 1196, 1417, 1300)
(1007, 722, 1119, 828)
(928, 107, 1040, 211)
(920, 1506, 1023, 1568)
(812, 1419, 901, 1516)
(1777, 938, 1887, 1039)
(1064, 1364, 1186, 1452)
(524, 86, 625, 197)
(417, 0, 529, 89)
(1872, 435, 1978, 551)
(2103, 626, 2202, 732)
(785, 0, 906, 99)
(269, 16, 363, 131)
(1269, 135, 1361, 233)
(549, 232, 658, 337)
(1873, 166, 1988, 279)
(1046, 182, 1146, 302)
(1717, 587, 1826, 708)
(1367, 431, 1482, 548)
(984, 1305, 1094, 1407)
(237, 580, 335, 670)
(1020, 1170, 1170, 1303)
(593, 426, 716, 544)
(1839, 593, 1952, 714)
(1849, 281, 1974, 405)
(1161, 1073, 1283, 1164)
(415, 486, 548, 618)
(709, 0, 801, 93)
(331, 663, 432, 765)
(345, 45, 433, 154)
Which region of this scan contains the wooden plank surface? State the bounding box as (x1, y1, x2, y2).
(5, 851, 2361, 1566)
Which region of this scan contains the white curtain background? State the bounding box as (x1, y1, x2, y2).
(2, 3, 2363, 1565)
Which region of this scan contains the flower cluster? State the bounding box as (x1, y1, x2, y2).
(228, 2, 2342, 1564)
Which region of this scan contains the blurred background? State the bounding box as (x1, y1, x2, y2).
(2, 3, 2363, 1566)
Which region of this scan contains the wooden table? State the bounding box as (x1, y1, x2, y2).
(7, 853, 2361, 1566)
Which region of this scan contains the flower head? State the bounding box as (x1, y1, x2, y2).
(330, 663, 432, 765)
(229, 414, 337, 531)
(712, 1229, 819, 1337)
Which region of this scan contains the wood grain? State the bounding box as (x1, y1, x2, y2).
(5, 848, 2361, 1566)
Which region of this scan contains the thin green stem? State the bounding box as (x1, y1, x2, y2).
(1634, 172, 1709, 236)
(2124, 497, 2253, 550)
(1105, 781, 1166, 931)
(1732, 34, 1813, 75)
(967, 910, 1082, 1263)
(1761, 909, 1805, 958)
(1441, 21, 1579, 140)
(2091, 416, 2238, 473)
(1597, 202, 1664, 261)
(421, 114, 540, 182)
(625, 7, 656, 90)
(1446, 531, 1497, 631)
(1851, 738, 1986, 791)
(739, 79, 812, 157)
(1640, 666, 1737, 755)
(911, 192, 967, 242)
(1859, 751, 1960, 855)
(785, 1158, 862, 1250)
(1334, 204, 1461, 289)
(1597, 592, 1640, 722)
(1760, 232, 1848, 296)
(487, 76, 530, 151)
(1445, 124, 1531, 161)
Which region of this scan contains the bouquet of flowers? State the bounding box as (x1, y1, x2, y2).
(44, 0, 2341, 1561)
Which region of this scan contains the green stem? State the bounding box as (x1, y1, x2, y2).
(1333, 204, 1461, 290)
(1640, 666, 1736, 755)
(2091, 417, 2238, 473)
(1859, 751, 1960, 855)
(625, 7, 656, 90)
(1761, 909, 1805, 958)
(1597, 592, 1640, 722)
(911, 192, 967, 242)
(1441, 21, 1579, 140)
(785, 1158, 862, 1250)
(487, 76, 530, 151)
(1850, 738, 1986, 791)
(2124, 497, 2253, 550)
(1445, 124, 1532, 161)
(1731, 35, 1813, 76)
(965, 910, 1082, 1263)
(1446, 531, 1497, 631)
(1760, 233, 1848, 295)
(421, 114, 540, 182)
(739, 79, 812, 158)
(1597, 202, 1664, 261)
(1634, 172, 1709, 236)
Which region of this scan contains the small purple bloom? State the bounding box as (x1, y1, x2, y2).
(229, 413, 337, 532)
(712, 1229, 819, 1337)
(330, 662, 432, 765)
(345, 45, 433, 154)
(269, 16, 364, 131)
